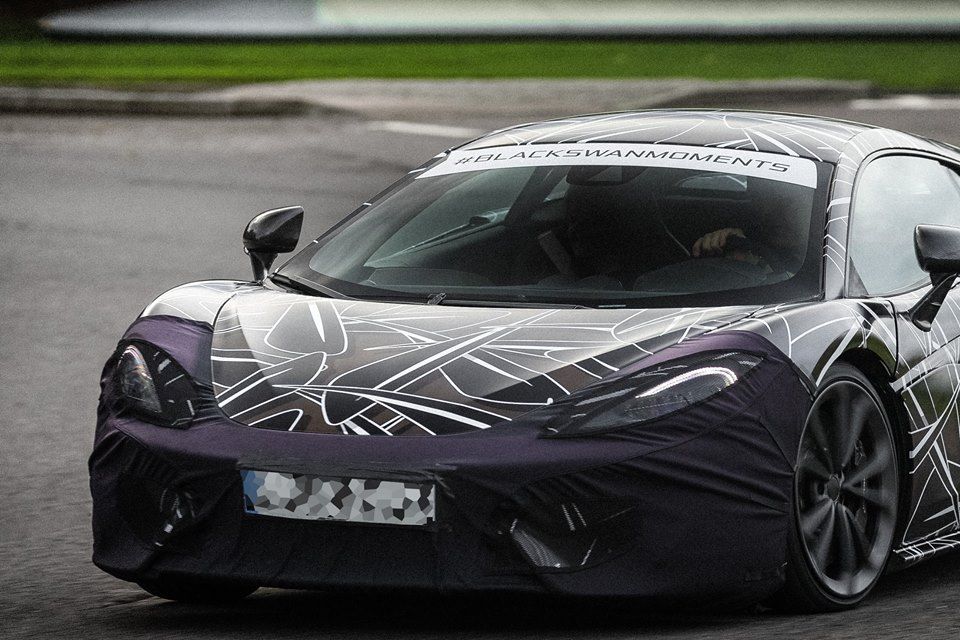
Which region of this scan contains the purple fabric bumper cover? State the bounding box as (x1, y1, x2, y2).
(91, 314, 810, 604)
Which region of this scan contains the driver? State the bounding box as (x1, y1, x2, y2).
(691, 189, 809, 273)
(691, 227, 766, 266)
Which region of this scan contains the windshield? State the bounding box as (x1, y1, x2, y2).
(279, 143, 829, 308)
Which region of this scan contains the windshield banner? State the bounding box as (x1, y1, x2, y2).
(418, 143, 818, 188)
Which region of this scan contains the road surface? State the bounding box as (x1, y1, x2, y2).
(4, 91, 960, 639)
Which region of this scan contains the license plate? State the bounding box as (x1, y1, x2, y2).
(240, 470, 436, 527)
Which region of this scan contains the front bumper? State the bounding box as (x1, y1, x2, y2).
(91, 317, 809, 606)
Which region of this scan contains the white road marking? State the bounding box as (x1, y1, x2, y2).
(850, 95, 960, 111)
(366, 121, 483, 139)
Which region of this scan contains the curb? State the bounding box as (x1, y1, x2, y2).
(0, 87, 327, 117)
(667, 79, 877, 108)
(0, 79, 876, 118)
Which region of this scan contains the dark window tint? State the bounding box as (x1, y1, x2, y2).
(282, 160, 828, 308)
(849, 156, 960, 295)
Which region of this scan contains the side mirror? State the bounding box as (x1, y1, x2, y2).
(909, 224, 960, 331)
(243, 206, 304, 281)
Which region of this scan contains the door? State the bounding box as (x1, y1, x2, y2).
(848, 153, 960, 544)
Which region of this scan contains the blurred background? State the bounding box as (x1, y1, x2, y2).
(4, 1, 960, 88)
(4, 2, 960, 640)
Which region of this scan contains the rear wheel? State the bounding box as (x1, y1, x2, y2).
(776, 364, 899, 612)
(137, 577, 258, 604)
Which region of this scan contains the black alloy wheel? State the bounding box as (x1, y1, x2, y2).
(777, 363, 900, 612)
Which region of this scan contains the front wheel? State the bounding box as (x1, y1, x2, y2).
(775, 364, 900, 612)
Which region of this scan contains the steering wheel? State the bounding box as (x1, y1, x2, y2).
(632, 255, 771, 294)
(723, 234, 769, 264)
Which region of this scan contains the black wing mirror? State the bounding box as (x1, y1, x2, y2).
(243, 206, 304, 281)
(909, 224, 960, 331)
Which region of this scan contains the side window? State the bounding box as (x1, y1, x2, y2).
(848, 155, 960, 295)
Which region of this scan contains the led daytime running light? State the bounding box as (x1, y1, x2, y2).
(637, 366, 739, 398)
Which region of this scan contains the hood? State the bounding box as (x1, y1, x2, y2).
(210, 290, 759, 436)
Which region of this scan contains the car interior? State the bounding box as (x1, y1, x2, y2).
(306, 164, 817, 300)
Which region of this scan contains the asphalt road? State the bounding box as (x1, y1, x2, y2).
(5, 93, 960, 639)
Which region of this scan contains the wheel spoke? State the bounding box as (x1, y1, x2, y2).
(843, 446, 892, 487)
(827, 386, 852, 469)
(800, 498, 834, 539)
(800, 453, 832, 483)
(834, 504, 859, 576)
(806, 411, 836, 473)
(843, 483, 894, 514)
(840, 504, 872, 560)
(811, 502, 837, 568)
(838, 392, 873, 468)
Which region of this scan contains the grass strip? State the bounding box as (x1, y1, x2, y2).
(2, 31, 960, 90)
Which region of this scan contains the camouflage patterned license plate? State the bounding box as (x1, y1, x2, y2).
(240, 470, 436, 527)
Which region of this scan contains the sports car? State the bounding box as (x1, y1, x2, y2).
(92, 110, 960, 612)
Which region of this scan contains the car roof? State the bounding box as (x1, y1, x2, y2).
(461, 109, 956, 165)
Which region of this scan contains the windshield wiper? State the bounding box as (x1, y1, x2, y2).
(268, 273, 344, 298)
(270, 276, 590, 308)
(428, 291, 590, 309)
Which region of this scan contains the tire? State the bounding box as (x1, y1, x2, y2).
(137, 576, 258, 604)
(774, 363, 900, 612)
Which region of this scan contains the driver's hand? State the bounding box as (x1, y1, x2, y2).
(692, 227, 745, 258)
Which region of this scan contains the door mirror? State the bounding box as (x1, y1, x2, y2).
(915, 224, 960, 275)
(243, 206, 304, 281)
(909, 224, 960, 331)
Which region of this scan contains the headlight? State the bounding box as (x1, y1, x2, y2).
(544, 351, 761, 437)
(115, 343, 197, 428)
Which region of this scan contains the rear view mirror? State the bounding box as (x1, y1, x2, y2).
(243, 206, 304, 281)
(908, 224, 960, 331)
